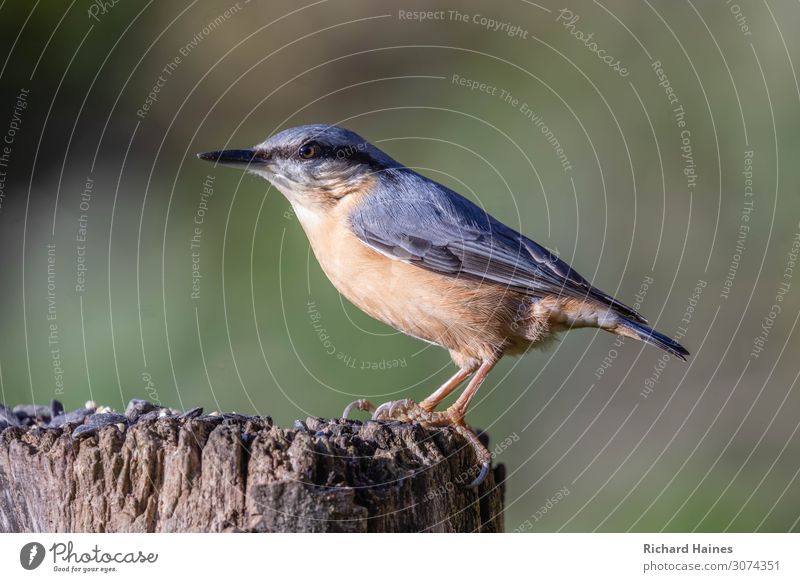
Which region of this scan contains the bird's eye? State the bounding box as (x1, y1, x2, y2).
(298, 142, 320, 160)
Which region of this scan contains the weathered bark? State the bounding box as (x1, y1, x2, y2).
(0, 414, 504, 532)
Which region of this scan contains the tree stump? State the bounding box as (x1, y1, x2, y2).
(0, 403, 504, 532)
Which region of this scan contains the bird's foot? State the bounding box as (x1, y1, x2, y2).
(343, 398, 435, 422)
(369, 398, 492, 489)
(370, 398, 448, 425)
(342, 398, 376, 419)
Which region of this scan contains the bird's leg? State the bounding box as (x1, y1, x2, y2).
(342, 365, 474, 419)
(369, 363, 476, 422)
(441, 358, 496, 424)
(372, 357, 499, 487)
(442, 358, 498, 487)
(420, 364, 478, 411)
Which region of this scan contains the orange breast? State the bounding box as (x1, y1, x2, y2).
(293, 196, 532, 361)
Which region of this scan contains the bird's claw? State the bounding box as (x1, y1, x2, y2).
(371, 401, 394, 421)
(343, 398, 434, 423)
(454, 424, 493, 488)
(342, 399, 375, 419)
(371, 398, 439, 424)
(468, 462, 491, 489)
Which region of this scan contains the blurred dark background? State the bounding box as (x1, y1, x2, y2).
(1, 0, 799, 532)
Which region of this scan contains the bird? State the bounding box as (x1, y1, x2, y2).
(198, 124, 689, 488)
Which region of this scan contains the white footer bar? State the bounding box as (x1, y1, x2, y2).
(1, 533, 796, 581)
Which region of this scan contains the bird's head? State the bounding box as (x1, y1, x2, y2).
(197, 124, 399, 210)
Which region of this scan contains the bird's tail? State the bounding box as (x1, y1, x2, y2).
(614, 318, 689, 361)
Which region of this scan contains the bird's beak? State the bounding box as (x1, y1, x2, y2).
(196, 148, 270, 168)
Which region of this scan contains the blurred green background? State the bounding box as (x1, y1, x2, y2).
(1, 0, 799, 532)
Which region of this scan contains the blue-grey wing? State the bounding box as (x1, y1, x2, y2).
(349, 170, 646, 323)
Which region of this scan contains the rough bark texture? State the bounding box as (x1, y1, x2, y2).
(0, 415, 504, 532)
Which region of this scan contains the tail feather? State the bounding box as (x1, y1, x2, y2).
(615, 319, 689, 361)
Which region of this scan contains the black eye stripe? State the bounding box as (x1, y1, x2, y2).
(330, 146, 380, 167)
(280, 141, 385, 170)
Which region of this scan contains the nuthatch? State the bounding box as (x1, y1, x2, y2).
(199, 124, 689, 488)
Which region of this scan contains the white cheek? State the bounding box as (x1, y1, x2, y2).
(249, 167, 272, 178)
(291, 202, 324, 230)
(250, 168, 303, 203)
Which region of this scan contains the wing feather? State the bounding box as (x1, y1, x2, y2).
(349, 170, 646, 324)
